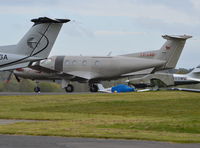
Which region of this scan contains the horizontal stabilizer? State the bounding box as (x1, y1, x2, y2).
(162, 35, 192, 40)
(31, 17, 70, 24)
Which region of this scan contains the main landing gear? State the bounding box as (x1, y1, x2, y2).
(34, 86, 41, 93)
(34, 81, 41, 93)
(64, 84, 74, 93)
(89, 84, 98, 92)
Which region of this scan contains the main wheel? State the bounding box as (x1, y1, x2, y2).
(65, 84, 74, 93)
(34, 86, 41, 93)
(89, 84, 98, 92)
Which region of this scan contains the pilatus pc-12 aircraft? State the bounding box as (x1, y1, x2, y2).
(13, 35, 191, 92)
(0, 17, 70, 71)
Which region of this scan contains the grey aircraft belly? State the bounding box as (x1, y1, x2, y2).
(14, 35, 191, 92)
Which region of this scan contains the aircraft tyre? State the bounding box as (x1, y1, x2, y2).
(65, 84, 74, 93)
(90, 84, 98, 92)
(34, 86, 41, 93)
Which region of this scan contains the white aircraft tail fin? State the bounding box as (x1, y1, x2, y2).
(10, 17, 70, 59)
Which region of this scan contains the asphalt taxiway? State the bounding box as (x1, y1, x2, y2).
(0, 92, 91, 96)
(0, 135, 199, 148)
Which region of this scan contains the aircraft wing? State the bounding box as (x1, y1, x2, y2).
(186, 77, 200, 82)
(30, 62, 98, 81)
(171, 88, 200, 93)
(66, 71, 98, 80)
(30, 62, 58, 73)
(121, 68, 155, 77)
(137, 89, 152, 92)
(0, 62, 30, 71)
(30, 62, 77, 79)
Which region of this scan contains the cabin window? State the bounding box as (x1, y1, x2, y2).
(95, 60, 100, 66)
(65, 60, 70, 65)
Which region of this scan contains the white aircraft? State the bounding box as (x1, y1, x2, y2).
(173, 65, 200, 85)
(0, 17, 70, 71)
(127, 64, 200, 90)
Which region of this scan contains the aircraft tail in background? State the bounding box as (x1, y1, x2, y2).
(122, 35, 192, 70)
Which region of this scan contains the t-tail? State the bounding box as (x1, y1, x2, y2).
(122, 35, 192, 70)
(0, 17, 70, 71)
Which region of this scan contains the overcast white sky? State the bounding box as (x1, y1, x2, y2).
(0, 0, 199, 68)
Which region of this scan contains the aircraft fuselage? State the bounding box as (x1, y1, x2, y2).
(48, 55, 165, 81)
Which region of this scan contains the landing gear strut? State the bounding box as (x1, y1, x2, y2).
(65, 84, 74, 93)
(34, 81, 40, 93)
(89, 84, 98, 92)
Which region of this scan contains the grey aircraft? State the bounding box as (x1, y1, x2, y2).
(0, 17, 70, 71)
(13, 35, 191, 92)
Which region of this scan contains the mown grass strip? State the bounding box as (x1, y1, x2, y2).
(0, 91, 199, 143)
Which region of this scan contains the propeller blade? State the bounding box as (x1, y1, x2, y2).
(5, 71, 13, 83)
(14, 73, 20, 82)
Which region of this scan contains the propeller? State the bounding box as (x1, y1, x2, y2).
(5, 71, 13, 83)
(5, 70, 21, 83)
(14, 73, 20, 82)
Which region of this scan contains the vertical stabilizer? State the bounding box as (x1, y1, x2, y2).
(155, 35, 192, 69)
(16, 17, 70, 59)
(121, 35, 191, 70)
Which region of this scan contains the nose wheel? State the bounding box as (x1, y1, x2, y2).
(89, 84, 98, 92)
(34, 86, 41, 93)
(65, 84, 74, 93)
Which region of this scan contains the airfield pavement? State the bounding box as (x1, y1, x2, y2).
(0, 134, 199, 148)
(0, 92, 91, 96)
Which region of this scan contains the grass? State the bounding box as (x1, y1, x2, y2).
(0, 91, 200, 142)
